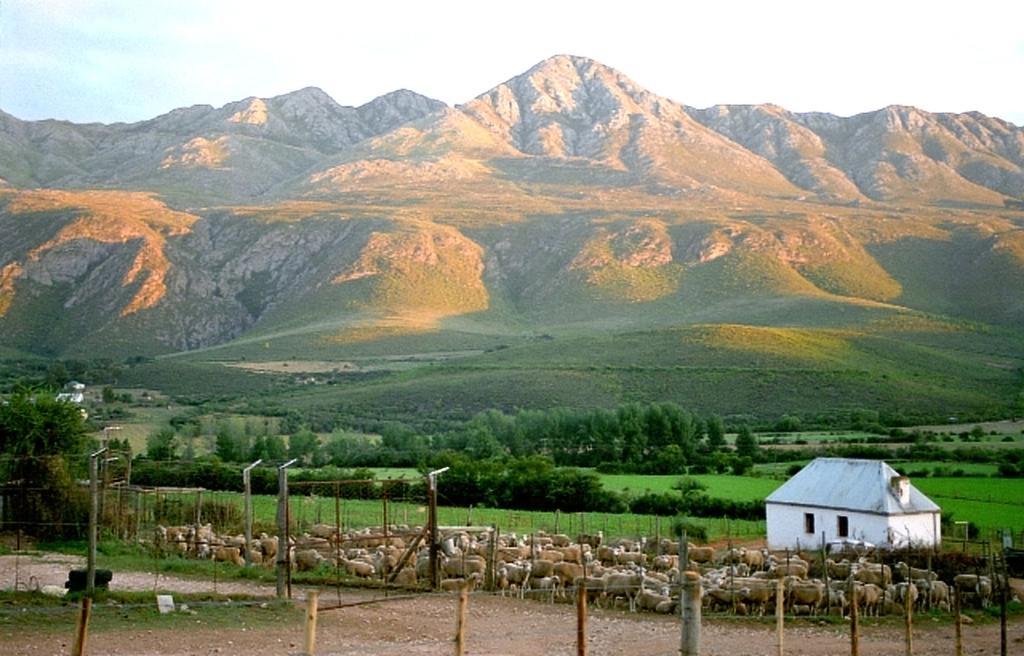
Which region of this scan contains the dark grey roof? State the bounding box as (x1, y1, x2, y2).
(765, 458, 940, 515)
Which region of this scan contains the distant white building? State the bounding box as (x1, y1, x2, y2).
(765, 458, 941, 550)
(56, 381, 85, 404)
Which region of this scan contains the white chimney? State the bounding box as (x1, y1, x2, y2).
(891, 476, 910, 504)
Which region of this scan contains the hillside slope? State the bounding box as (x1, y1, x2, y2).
(1, 55, 1022, 423)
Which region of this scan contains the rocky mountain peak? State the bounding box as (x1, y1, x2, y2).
(876, 105, 930, 132)
(459, 54, 677, 160)
(228, 98, 269, 125)
(356, 89, 447, 135)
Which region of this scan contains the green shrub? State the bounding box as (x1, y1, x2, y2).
(670, 517, 708, 544)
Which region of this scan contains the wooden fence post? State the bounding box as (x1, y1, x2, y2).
(925, 552, 933, 611)
(304, 590, 319, 656)
(577, 578, 588, 656)
(904, 583, 913, 656)
(454, 580, 469, 656)
(486, 526, 498, 592)
(1000, 572, 1008, 656)
(72, 597, 92, 656)
(849, 576, 859, 656)
(821, 532, 830, 615)
(776, 576, 784, 656)
(954, 586, 963, 656)
(680, 571, 701, 656)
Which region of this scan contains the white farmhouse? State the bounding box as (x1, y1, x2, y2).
(56, 381, 85, 404)
(765, 458, 941, 550)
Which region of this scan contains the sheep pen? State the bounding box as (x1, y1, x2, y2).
(2, 527, 1023, 656)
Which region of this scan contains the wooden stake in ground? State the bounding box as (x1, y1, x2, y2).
(304, 590, 319, 656)
(454, 579, 469, 656)
(849, 577, 859, 656)
(954, 586, 963, 656)
(577, 579, 588, 656)
(904, 583, 913, 656)
(72, 597, 92, 656)
(999, 574, 1007, 656)
(776, 577, 784, 656)
(680, 571, 701, 656)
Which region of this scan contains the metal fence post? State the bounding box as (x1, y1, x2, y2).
(243, 459, 262, 567)
(87, 447, 107, 597)
(277, 459, 297, 599)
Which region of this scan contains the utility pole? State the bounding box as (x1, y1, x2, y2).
(243, 459, 262, 567)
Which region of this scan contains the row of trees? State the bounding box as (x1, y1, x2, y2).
(148, 402, 763, 475)
(128, 453, 767, 520)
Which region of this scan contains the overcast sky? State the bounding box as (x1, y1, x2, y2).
(2, 0, 1022, 126)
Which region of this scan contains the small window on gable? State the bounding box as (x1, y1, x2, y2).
(838, 515, 849, 538)
(804, 512, 815, 534)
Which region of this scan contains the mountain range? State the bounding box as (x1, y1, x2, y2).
(1, 55, 1022, 420)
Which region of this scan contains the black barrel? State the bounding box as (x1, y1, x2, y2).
(65, 569, 113, 592)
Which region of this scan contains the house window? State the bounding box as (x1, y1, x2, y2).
(837, 515, 849, 538)
(804, 513, 815, 534)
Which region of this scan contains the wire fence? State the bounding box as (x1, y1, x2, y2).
(1, 453, 1022, 614)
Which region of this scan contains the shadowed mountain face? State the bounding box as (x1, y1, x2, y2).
(1, 55, 1022, 359)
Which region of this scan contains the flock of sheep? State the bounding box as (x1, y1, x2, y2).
(152, 523, 1006, 617)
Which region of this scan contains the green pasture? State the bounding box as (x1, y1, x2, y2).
(599, 473, 781, 501)
(915, 477, 1024, 505)
(890, 461, 1000, 476)
(148, 489, 764, 543)
(753, 461, 809, 477)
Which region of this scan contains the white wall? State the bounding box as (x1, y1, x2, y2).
(886, 511, 941, 548)
(767, 503, 940, 550)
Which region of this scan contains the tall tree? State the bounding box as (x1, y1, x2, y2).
(734, 425, 760, 459)
(288, 428, 320, 465)
(0, 391, 89, 538)
(0, 390, 87, 456)
(706, 415, 726, 451)
(146, 428, 178, 461)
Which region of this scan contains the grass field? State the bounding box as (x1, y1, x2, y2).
(599, 474, 781, 500)
(890, 461, 1001, 476)
(915, 478, 1024, 530)
(152, 488, 764, 543)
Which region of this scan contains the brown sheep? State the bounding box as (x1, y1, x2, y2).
(738, 583, 775, 616)
(854, 563, 891, 587)
(787, 579, 825, 614)
(443, 555, 486, 578)
(770, 562, 809, 579)
(213, 546, 244, 567)
(553, 562, 586, 596)
(688, 545, 715, 564)
(538, 549, 565, 563)
(294, 548, 324, 572)
(530, 559, 555, 578)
